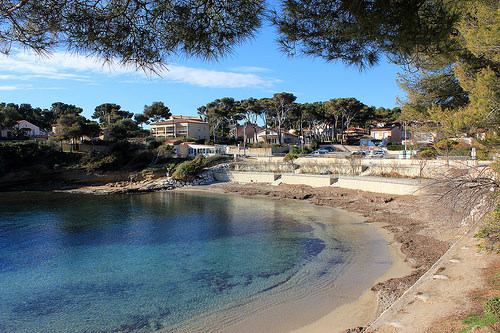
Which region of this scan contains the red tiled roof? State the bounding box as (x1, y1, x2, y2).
(371, 127, 396, 131)
(151, 118, 207, 125)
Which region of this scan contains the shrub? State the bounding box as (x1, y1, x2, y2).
(0, 141, 80, 174)
(290, 146, 312, 154)
(204, 155, 230, 167)
(476, 150, 491, 160)
(172, 155, 206, 182)
(387, 143, 405, 151)
(81, 153, 121, 171)
(461, 297, 500, 332)
(146, 139, 164, 149)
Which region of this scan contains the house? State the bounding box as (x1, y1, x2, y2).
(255, 129, 300, 145)
(230, 124, 260, 144)
(173, 142, 227, 158)
(13, 120, 46, 138)
(370, 126, 402, 144)
(344, 127, 368, 144)
(150, 117, 210, 140)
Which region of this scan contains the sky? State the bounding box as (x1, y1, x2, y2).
(0, 24, 405, 122)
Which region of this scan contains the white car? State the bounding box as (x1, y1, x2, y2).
(368, 150, 387, 158)
(308, 149, 328, 156)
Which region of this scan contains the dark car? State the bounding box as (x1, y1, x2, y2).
(351, 150, 366, 156)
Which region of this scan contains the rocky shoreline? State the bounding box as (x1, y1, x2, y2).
(64, 164, 230, 194)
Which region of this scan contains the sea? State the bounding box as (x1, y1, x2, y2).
(0, 190, 392, 332)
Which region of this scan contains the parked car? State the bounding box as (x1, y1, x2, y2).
(368, 150, 387, 158)
(351, 150, 366, 157)
(308, 149, 329, 156)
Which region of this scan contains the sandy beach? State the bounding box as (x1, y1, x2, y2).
(200, 182, 497, 332)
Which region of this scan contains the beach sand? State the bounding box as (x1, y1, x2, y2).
(202, 182, 493, 332)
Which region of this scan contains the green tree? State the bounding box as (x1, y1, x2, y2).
(198, 98, 239, 142)
(50, 102, 83, 117)
(271, 92, 296, 144)
(435, 139, 459, 166)
(108, 118, 140, 141)
(321, 99, 342, 142)
(283, 153, 298, 172)
(134, 113, 150, 128)
(56, 114, 88, 151)
(92, 103, 133, 125)
(143, 102, 171, 123)
(82, 121, 102, 151)
(240, 97, 264, 144)
(0, 103, 22, 128)
(272, 0, 460, 68)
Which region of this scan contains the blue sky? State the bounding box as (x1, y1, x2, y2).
(0, 24, 404, 121)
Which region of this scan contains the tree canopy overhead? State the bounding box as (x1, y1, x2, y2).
(0, 0, 471, 70)
(1, 0, 264, 70)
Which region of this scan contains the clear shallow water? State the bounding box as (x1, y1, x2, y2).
(0, 191, 391, 333)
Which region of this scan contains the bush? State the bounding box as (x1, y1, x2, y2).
(310, 139, 319, 150)
(172, 155, 206, 182)
(81, 152, 121, 171)
(146, 139, 164, 149)
(414, 149, 438, 159)
(289, 146, 312, 155)
(461, 297, 500, 332)
(476, 150, 491, 160)
(248, 142, 273, 148)
(204, 155, 230, 167)
(387, 143, 405, 151)
(0, 141, 80, 174)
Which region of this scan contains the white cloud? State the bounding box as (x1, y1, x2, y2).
(161, 65, 278, 88)
(0, 85, 20, 90)
(0, 51, 279, 89)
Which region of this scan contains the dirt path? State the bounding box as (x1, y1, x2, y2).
(371, 230, 498, 333)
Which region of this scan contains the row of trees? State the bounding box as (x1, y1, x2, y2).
(0, 101, 172, 144)
(197, 94, 401, 144)
(1, 97, 401, 145)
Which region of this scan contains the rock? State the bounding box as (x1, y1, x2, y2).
(416, 294, 431, 302)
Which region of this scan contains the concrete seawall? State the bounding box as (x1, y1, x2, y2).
(333, 176, 423, 195)
(214, 171, 424, 195)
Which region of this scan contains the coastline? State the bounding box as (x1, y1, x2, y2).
(15, 177, 483, 332)
(177, 186, 415, 332)
(194, 182, 458, 332)
(291, 222, 414, 333)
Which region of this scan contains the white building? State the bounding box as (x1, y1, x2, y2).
(150, 117, 210, 140)
(14, 120, 46, 137)
(255, 129, 300, 145)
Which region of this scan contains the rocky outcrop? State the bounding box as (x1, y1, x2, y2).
(66, 163, 231, 194)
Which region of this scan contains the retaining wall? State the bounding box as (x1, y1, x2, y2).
(215, 170, 424, 195)
(333, 176, 423, 195)
(280, 174, 336, 187)
(214, 171, 280, 183)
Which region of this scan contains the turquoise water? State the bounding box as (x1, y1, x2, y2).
(0, 191, 391, 332)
